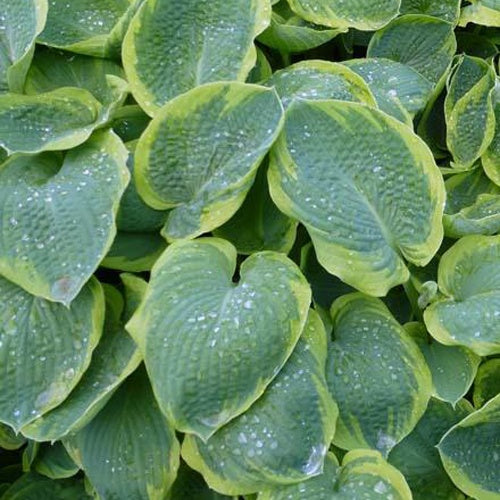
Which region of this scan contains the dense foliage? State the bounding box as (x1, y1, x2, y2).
(0, 0, 499, 498)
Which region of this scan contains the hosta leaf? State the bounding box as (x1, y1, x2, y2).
(0, 423, 26, 450)
(116, 142, 168, 233)
(135, 82, 283, 241)
(388, 398, 473, 500)
(326, 294, 432, 456)
(21, 279, 141, 442)
(111, 105, 150, 142)
(66, 367, 180, 500)
(122, 0, 271, 115)
(445, 55, 496, 170)
(258, 450, 412, 499)
(473, 359, 500, 408)
(0, 276, 103, 431)
(101, 231, 166, 273)
(400, 0, 460, 23)
(214, 162, 298, 255)
(423, 235, 500, 356)
(182, 310, 337, 495)
(247, 48, 273, 84)
(126, 238, 311, 440)
(268, 99, 445, 296)
(258, 1, 344, 53)
(483, 83, 500, 186)
(38, 0, 136, 57)
(287, 0, 401, 31)
(367, 14, 456, 85)
(438, 393, 500, 499)
(0, 88, 102, 154)
(0, 0, 48, 93)
(0, 130, 129, 304)
(264, 60, 377, 110)
(1, 473, 89, 499)
(456, 32, 499, 60)
(459, 0, 500, 27)
(33, 442, 79, 480)
(343, 58, 434, 126)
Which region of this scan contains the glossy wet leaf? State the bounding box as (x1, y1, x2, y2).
(482, 83, 500, 186)
(326, 294, 432, 456)
(21, 280, 141, 442)
(268, 99, 445, 296)
(438, 393, 500, 499)
(287, 0, 400, 31)
(0, 130, 129, 304)
(264, 60, 376, 110)
(66, 367, 179, 500)
(343, 58, 433, 126)
(135, 82, 283, 241)
(122, 0, 271, 115)
(214, 162, 297, 255)
(400, 0, 460, 23)
(445, 55, 496, 170)
(459, 0, 500, 27)
(388, 398, 473, 500)
(424, 235, 500, 356)
(0, 0, 48, 93)
(473, 359, 500, 408)
(0, 276, 103, 431)
(259, 450, 412, 499)
(126, 238, 311, 440)
(367, 14, 456, 85)
(33, 442, 79, 480)
(182, 310, 337, 495)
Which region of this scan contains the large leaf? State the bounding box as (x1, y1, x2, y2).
(21, 279, 142, 442)
(287, 0, 401, 31)
(264, 60, 376, 109)
(126, 238, 311, 440)
(38, 0, 136, 57)
(459, 0, 500, 27)
(343, 58, 434, 126)
(258, 450, 412, 499)
(0, 130, 129, 304)
(0, 0, 47, 93)
(438, 393, 500, 499)
(400, 0, 460, 23)
(66, 367, 180, 500)
(0, 88, 103, 154)
(122, 0, 271, 115)
(388, 398, 473, 500)
(213, 162, 298, 255)
(423, 235, 500, 356)
(483, 82, 500, 186)
(182, 310, 337, 495)
(326, 294, 432, 456)
(473, 359, 500, 408)
(367, 14, 456, 86)
(134, 82, 283, 241)
(445, 55, 496, 170)
(0, 276, 103, 431)
(268, 99, 445, 296)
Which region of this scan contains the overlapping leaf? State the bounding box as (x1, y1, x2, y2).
(459, 0, 500, 27)
(400, 0, 460, 23)
(473, 359, 500, 408)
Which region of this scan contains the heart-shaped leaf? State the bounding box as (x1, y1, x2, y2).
(388, 398, 473, 500)
(134, 82, 283, 241)
(445, 55, 496, 170)
(0, 130, 129, 304)
(367, 14, 456, 86)
(287, 0, 401, 31)
(268, 99, 445, 296)
(122, 0, 271, 115)
(0, 0, 47, 93)
(473, 359, 500, 408)
(65, 367, 180, 500)
(126, 238, 311, 440)
(0, 276, 104, 431)
(182, 310, 337, 495)
(258, 450, 412, 499)
(423, 235, 500, 356)
(400, 0, 460, 23)
(326, 294, 432, 456)
(438, 393, 500, 499)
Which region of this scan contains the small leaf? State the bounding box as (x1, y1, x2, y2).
(134, 82, 283, 241)
(122, 0, 271, 115)
(482, 83, 500, 186)
(423, 235, 500, 356)
(182, 310, 337, 495)
(326, 294, 432, 456)
(126, 238, 311, 440)
(459, 0, 500, 27)
(33, 442, 79, 480)
(438, 393, 500, 499)
(0, 423, 26, 450)
(473, 359, 500, 408)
